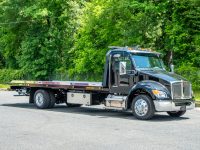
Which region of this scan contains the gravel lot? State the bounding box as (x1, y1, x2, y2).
(0, 91, 200, 150)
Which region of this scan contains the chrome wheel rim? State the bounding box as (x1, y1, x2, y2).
(35, 93, 44, 106)
(134, 99, 148, 116)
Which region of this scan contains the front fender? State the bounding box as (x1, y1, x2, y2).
(126, 80, 171, 109)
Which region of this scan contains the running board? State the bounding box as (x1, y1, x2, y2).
(105, 95, 127, 108)
(104, 107, 124, 111)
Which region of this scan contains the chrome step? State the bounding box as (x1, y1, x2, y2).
(105, 95, 127, 108)
(105, 95, 127, 101)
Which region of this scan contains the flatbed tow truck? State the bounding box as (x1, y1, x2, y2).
(10, 46, 195, 120)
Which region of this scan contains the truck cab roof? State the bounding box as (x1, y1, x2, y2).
(108, 46, 161, 55)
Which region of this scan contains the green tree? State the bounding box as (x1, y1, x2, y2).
(0, 0, 199, 89)
(154, 0, 200, 67)
(0, 0, 80, 79)
(70, 0, 160, 80)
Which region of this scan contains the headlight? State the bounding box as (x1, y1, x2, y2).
(152, 90, 168, 99)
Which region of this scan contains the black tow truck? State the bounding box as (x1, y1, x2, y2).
(10, 46, 195, 120)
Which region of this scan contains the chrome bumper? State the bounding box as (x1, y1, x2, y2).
(153, 100, 195, 112)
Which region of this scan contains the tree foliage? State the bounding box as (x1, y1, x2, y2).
(71, 0, 161, 79)
(0, 0, 79, 79)
(0, 0, 200, 89)
(71, 0, 200, 87)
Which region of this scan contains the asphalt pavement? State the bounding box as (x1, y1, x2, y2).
(0, 91, 200, 150)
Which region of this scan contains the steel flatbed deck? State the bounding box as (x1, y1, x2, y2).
(10, 80, 108, 91)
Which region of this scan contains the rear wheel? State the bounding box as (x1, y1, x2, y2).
(167, 111, 186, 117)
(34, 89, 50, 109)
(132, 95, 155, 120)
(48, 91, 56, 108)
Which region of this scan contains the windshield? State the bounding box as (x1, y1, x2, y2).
(132, 54, 165, 70)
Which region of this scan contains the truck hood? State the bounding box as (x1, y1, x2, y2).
(139, 69, 187, 83)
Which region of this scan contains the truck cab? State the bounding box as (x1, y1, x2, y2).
(103, 46, 195, 119)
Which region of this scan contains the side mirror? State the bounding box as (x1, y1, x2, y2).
(119, 62, 127, 75)
(170, 64, 174, 73)
(131, 70, 138, 76)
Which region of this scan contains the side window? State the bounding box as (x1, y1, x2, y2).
(123, 53, 132, 71)
(112, 53, 122, 71)
(112, 52, 133, 73)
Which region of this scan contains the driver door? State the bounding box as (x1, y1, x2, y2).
(119, 53, 133, 86)
(110, 52, 134, 94)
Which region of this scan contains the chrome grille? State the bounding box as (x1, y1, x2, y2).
(171, 81, 191, 99)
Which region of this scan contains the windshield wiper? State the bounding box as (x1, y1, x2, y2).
(137, 68, 154, 71)
(137, 67, 164, 71)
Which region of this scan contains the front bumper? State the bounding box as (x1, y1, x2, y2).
(154, 100, 195, 112)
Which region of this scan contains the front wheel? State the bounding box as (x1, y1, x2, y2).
(132, 95, 155, 120)
(167, 111, 186, 117)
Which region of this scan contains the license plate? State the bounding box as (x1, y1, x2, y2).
(180, 105, 186, 111)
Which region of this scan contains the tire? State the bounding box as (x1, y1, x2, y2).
(34, 89, 51, 109)
(167, 111, 186, 117)
(131, 95, 155, 120)
(48, 91, 56, 108)
(66, 103, 82, 107)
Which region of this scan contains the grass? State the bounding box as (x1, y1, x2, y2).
(0, 84, 10, 89)
(194, 91, 200, 101)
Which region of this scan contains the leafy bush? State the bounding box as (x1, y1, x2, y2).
(0, 84, 10, 89)
(194, 91, 200, 101)
(0, 69, 23, 84)
(176, 63, 200, 90)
